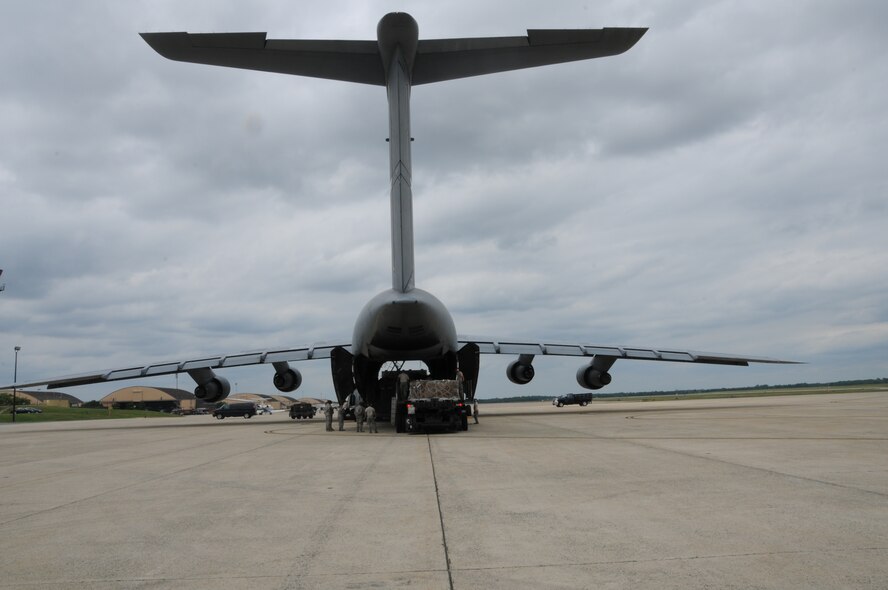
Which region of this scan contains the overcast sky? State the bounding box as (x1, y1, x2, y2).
(2, 1, 886, 401)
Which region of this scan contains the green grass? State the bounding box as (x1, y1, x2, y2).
(0, 405, 181, 423)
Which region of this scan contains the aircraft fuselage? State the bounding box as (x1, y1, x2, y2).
(335, 13, 460, 409)
(352, 288, 458, 361)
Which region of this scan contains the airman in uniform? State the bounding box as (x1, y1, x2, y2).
(323, 400, 334, 431)
(398, 372, 410, 400)
(365, 405, 377, 433)
(338, 402, 347, 431)
(473, 399, 479, 424)
(354, 402, 366, 432)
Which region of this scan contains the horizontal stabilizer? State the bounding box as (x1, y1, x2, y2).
(413, 28, 647, 85)
(140, 27, 646, 86)
(140, 33, 386, 85)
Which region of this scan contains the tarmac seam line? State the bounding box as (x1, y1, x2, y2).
(427, 435, 455, 590)
(502, 413, 888, 500)
(446, 545, 888, 572)
(621, 437, 888, 500)
(9, 547, 886, 586)
(0, 432, 298, 527)
(0, 432, 244, 491)
(279, 436, 397, 590)
(0, 567, 453, 587)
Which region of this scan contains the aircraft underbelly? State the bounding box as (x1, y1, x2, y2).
(352, 288, 457, 360)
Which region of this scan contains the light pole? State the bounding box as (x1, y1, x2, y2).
(12, 346, 20, 423)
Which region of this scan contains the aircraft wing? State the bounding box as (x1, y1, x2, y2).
(459, 337, 798, 366)
(5, 342, 350, 390)
(5, 337, 798, 392)
(458, 336, 799, 393)
(140, 27, 646, 86)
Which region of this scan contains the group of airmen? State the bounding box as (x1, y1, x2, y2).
(322, 397, 378, 433)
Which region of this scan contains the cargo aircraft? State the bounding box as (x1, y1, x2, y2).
(7, 13, 795, 412)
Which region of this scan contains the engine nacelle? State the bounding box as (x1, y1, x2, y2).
(273, 368, 302, 393)
(507, 360, 535, 385)
(194, 376, 231, 403)
(576, 365, 612, 390)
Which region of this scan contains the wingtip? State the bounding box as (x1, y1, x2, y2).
(610, 26, 648, 53)
(139, 32, 191, 59)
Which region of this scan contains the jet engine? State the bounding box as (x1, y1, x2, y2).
(507, 359, 535, 385)
(194, 376, 231, 403)
(576, 356, 617, 390)
(576, 365, 612, 390)
(273, 364, 302, 393)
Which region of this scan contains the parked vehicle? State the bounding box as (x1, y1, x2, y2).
(552, 393, 594, 407)
(212, 402, 257, 419)
(390, 377, 469, 433)
(288, 402, 317, 420)
(14, 406, 42, 414)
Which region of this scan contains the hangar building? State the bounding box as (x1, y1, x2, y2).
(100, 386, 205, 412)
(1, 390, 83, 408)
(98, 387, 314, 412)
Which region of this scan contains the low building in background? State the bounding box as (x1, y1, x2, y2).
(100, 386, 205, 412)
(2, 386, 332, 413)
(2, 389, 83, 408)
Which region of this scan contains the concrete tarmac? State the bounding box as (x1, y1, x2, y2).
(1, 391, 887, 589)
